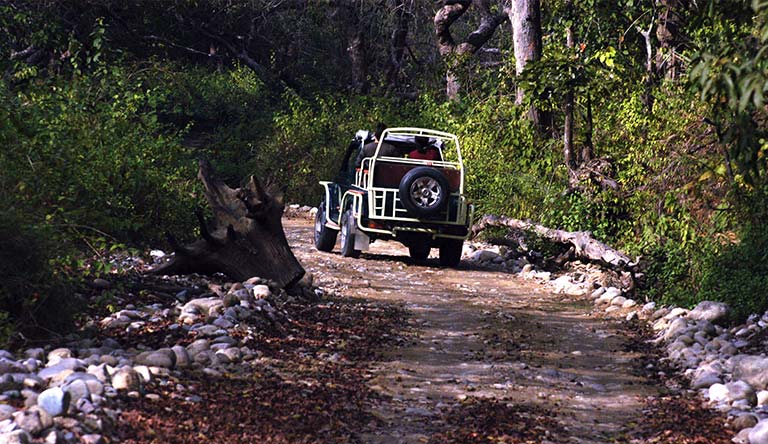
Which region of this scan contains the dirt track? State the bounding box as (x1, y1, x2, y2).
(284, 218, 661, 444)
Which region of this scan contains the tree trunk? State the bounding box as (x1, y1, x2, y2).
(434, 0, 506, 100)
(471, 215, 637, 277)
(386, 0, 410, 89)
(656, 0, 688, 80)
(564, 12, 576, 180)
(148, 160, 305, 288)
(348, 28, 369, 93)
(508, 0, 542, 108)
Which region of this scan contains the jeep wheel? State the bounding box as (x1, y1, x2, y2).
(340, 209, 361, 258)
(314, 201, 337, 252)
(408, 243, 431, 261)
(439, 239, 463, 267)
(399, 167, 449, 217)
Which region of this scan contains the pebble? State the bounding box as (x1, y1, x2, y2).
(750, 420, 768, 444)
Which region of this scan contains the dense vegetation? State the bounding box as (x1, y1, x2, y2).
(1, 0, 767, 340)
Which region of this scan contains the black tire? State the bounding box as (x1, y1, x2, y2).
(439, 239, 463, 267)
(314, 202, 337, 252)
(398, 167, 449, 218)
(340, 209, 361, 258)
(408, 243, 431, 261)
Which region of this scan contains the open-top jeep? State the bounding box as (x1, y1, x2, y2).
(314, 127, 472, 266)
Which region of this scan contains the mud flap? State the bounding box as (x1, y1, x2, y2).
(354, 230, 370, 251)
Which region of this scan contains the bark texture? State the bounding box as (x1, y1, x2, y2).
(471, 215, 634, 270)
(148, 160, 305, 288)
(434, 0, 507, 100)
(508, 0, 542, 104)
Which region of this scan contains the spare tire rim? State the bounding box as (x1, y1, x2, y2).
(410, 177, 442, 208)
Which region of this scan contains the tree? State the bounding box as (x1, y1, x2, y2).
(506, 0, 542, 122)
(434, 0, 507, 100)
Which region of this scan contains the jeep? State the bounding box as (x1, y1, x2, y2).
(314, 127, 472, 266)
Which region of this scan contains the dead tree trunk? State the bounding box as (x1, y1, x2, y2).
(471, 215, 635, 271)
(148, 160, 305, 288)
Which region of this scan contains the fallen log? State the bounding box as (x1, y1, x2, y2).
(148, 159, 305, 288)
(471, 215, 640, 286)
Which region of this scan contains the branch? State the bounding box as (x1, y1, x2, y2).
(143, 35, 215, 58)
(434, 0, 472, 55)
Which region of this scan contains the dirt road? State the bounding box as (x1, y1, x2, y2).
(284, 219, 660, 444)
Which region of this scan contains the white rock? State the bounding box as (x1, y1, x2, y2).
(732, 355, 768, 390)
(749, 419, 768, 444)
(709, 383, 729, 403)
(757, 390, 768, 406)
(688, 301, 730, 325)
(111, 367, 141, 391)
(610, 296, 627, 307)
(0, 430, 31, 444)
(664, 307, 688, 320)
(622, 299, 637, 309)
(252, 285, 271, 299)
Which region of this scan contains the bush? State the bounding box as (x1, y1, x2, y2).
(0, 207, 79, 345)
(698, 224, 768, 321)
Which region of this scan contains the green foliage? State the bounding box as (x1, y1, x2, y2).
(698, 223, 768, 320)
(0, 66, 198, 245)
(0, 206, 79, 345)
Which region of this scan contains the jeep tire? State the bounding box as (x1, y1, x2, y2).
(439, 239, 463, 267)
(340, 208, 361, 258)
(408, 243, 431, 261)
(399, 167, 449, 218)
(314, 201, 337, 252)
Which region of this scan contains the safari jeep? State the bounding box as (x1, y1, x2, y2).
(314, 127, 472, 266)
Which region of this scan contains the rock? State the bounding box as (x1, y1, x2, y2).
(39, 358, 85, 381)
(80, 434, 104, 444)
(709, 383, 730, 403)
(46, 348, 72, 363)
(471, 250, 501, 263)
(726, 381, 757, 405)
(664, 307, 688, 320)
(37, 387, 70, 417)
(0, 406, 13, 422)
(688, 301, 730, 325)
(757, 390, 768, 406)
(750, 420, 768, 444)
(622, 299, 637, 309)
(132, 365, 152, 384)
(186, 339, 210, 358)
(62, 379, 90, 401)
(136, 349, 175, 369)
(610, 296, 627, 307)
(171, 346, 190, 368)
(111, 368, 141, 391)
(692, 372, 721, 389)
(43, 430, 63, 444)
(0, 430, 31, 444)
(732, 355, 768, 390)
(12, 407, 49, 435)
(252, 285, 271, 299)
(23, 350, 44, 362)
(663, 318, 690, 342)
(733, 413, 759, 430)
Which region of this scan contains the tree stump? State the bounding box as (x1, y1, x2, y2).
(148, 160, 305, 288)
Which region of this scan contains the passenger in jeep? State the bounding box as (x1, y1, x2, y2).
(355, 123, 401, 167)
(409, 136, 441, 161)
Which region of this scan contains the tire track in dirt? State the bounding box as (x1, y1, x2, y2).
(285, 218, 661, 444)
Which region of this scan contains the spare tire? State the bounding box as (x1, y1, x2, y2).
(399, 167, 449, 217)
